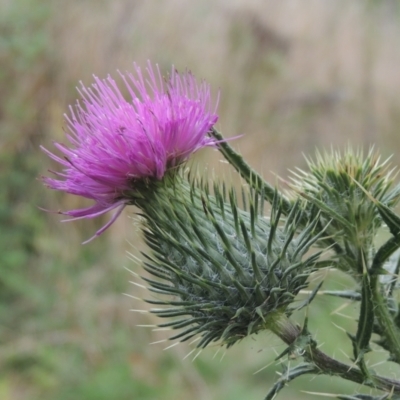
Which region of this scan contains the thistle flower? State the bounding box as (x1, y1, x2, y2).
(41, 62, 219, 242)
(136, 180, 322, 348)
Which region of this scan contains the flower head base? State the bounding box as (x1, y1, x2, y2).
(41, 62, 219, 242)
(138, 180, 322, 348)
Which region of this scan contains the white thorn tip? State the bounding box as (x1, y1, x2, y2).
(149, 339, 168, 345)
(163, 342, 180, 351)
(129, 281, 146, 289)
(123, 293, 141, 300)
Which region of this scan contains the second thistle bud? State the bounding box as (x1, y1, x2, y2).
(290, 148, 400, 273)
(136, 177, 321, 348)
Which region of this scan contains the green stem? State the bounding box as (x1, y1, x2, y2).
(370, 275, 400, 364)
(269, 314, 400, 394)
(210, 128, 293, 216)
(352, 251, 374, 380)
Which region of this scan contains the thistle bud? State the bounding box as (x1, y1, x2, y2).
(290, 148, 400, 272)
(136, 178, 321, 348)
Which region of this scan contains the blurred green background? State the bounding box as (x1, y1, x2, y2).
(3, 1, 400, 399)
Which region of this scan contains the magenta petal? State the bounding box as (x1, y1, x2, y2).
(60, 201, 126, 221)
(81, 203, 126, 245)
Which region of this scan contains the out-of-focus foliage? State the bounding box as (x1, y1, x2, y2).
(0, 0, 50, 301)
(3, 0, 400, 399)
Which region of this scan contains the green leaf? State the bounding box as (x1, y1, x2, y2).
(264, 363, 318, 400)
(288, 281, 323, 313)
(356, 267, 374, 353)
(297, 191, 353, 231)
(371, 235, 400, 275)
(376, 199, 400, 236)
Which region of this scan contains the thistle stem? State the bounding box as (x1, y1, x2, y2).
(270, 314, 400, 394)
(210, 128, 293, 216)
(370, 275, 400, 364)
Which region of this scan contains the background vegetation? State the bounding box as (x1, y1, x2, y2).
(3, 1, 400, 399)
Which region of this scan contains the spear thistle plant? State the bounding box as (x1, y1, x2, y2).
(43, 61, 400, 399)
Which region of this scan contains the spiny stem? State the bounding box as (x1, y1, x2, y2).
(270, 315, 400, 394)
(353, 252, 374, 380)
(210, 128, 293, 216)
(370, 275, 400, 364)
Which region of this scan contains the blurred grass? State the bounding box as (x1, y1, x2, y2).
(3, 0, 400, 398)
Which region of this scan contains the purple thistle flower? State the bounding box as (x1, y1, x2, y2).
(42, 61, 219, 243)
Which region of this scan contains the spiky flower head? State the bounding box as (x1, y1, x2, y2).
(136, 179, 322, 348)
(41, 62, 219, 241)
(289, 148, 400, 272)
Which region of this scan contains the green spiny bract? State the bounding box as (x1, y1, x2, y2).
(136, 176, 321, 348)
(289, 148, 400, 273)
